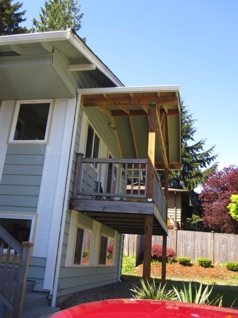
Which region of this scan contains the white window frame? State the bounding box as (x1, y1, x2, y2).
(0, 212, 37, 245)
(98, 234, 115, 266)
(9, 99, 53, 144)
(73, 226, 92, 266)
(85, 122, 100, 159)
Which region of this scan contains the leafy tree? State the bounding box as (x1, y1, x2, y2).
(0, 0, 27, 35)
(227, 194, 238, 221)
(200, 166, 238, 234)
(168, 100, 218, 192)
(32, 0, 84, 35)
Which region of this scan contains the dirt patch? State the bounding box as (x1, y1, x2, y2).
(135, 262, 238, 285)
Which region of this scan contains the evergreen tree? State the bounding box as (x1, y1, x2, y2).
(32, 0, 84, 35)
(168, 100, 218, 192)
(0, 0, 27, 35)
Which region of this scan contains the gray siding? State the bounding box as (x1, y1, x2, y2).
(27, 256, 47, 291)
(58, 210, 122, 298)
(84, 107, 122, 159)
(0, 145, 46, 212)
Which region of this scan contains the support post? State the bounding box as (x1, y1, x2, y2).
(143, 215, 153, 281)
(143, 105, 156, 281)
(161, 168, 169, 283)
(161, 235, 167, 284)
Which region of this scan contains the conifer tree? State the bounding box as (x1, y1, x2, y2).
(32, 0, 84, 35)
(168, 100, 218, 191)
(0, 0, 27, 35)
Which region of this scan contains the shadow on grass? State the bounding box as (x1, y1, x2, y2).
(122, 275, 238, 308)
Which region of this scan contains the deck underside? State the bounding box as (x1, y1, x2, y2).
(69, 199, 168, 235)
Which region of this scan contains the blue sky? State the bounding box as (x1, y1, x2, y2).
(21, 0, 238, 170)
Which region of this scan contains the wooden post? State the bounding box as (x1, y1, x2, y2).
(161, 168, 169, 283)
(211, 231, 215, 265)
(143, 215, 153, 281)
(161, 235, 167, 284)
(13, 242, 34, 318)
(72, 153, 84, 199)
(143, 105, 156, 281)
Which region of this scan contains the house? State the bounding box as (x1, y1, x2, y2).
(167, 188, 190, 229)
(0, 29, 181, 307)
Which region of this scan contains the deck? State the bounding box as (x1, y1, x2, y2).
(69, 154, 168, 235)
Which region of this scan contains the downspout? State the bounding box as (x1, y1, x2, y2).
(51, 94, 81, 307)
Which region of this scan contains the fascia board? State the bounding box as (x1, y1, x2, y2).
(0, 29, 71, 45)
(78, 85, 180, 95)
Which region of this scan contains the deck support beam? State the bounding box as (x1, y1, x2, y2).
(161, 168, 169, 283)
(143, 105, 156, 281)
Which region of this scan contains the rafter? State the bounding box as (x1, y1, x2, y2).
(82, 95, 177, 107)
(155, 106, 169, 169)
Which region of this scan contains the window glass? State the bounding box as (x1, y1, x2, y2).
(99, 235, 114, 265)
(0, 218, 31, 244)
(85, 124, 100, 158)
(14, 103, 50, 140)
(74, 227, 91, 265)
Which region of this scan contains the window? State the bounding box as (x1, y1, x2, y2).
(0, 218, 31, 244)
(98, 235, 114, 265)
(74, 227, 92, 265)
(85, 124, 100, 158)
(10, 101, 52, 142)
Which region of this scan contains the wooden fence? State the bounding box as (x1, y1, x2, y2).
(123, 230, 238, 265)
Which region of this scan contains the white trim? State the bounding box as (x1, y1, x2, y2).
(69, 63, 96, 72)
(78, 85, 180, 96)
(0, 211, 37, 243)
(8, 99, 53, 144)
(0, 101, 15, 181)
(65, 211, 94, 267)
(51, 95, 81, 307)
(41, 98, 76, 291)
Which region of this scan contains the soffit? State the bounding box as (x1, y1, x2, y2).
(80, 87, 182, 170)
(0, 30, 122, 100)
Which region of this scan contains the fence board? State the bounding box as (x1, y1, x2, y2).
(124, 230, 238, 264)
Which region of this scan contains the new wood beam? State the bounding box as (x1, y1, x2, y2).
(156, 106, 169, 169)
(83, 96, 177, 107)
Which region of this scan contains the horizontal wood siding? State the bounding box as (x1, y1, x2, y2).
(84, 107, 121, 159)
(58, 211, 122, 298)
(0, 145, 46, 212)
(27, 256, 47, 291)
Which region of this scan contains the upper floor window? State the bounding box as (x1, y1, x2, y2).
(85, 124, 100, 158)
(10, 100, 52, 143)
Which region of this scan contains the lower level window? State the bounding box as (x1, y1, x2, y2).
(99, 236, 114, 265)
(74, 228, 91, 265)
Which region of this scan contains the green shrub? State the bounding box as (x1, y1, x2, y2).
(131, 279, 175, 300)
(83, 249, 89, 257)
(173, 282, 223, 306)
(177, 257, 192, 266)
(197, 258, 212, 268)
(226, 262, 238, 272)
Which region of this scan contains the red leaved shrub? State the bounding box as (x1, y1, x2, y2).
(151, 244, 176, 261)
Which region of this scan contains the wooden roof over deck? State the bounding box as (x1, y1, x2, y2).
(79, 86, 182, 170)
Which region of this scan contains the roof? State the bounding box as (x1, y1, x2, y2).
(79, 86, 182, 170)
(0, 29, 123, 100)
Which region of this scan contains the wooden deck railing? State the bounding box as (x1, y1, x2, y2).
(0, 226, 33, 318)
(72, 154, 167, 221)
